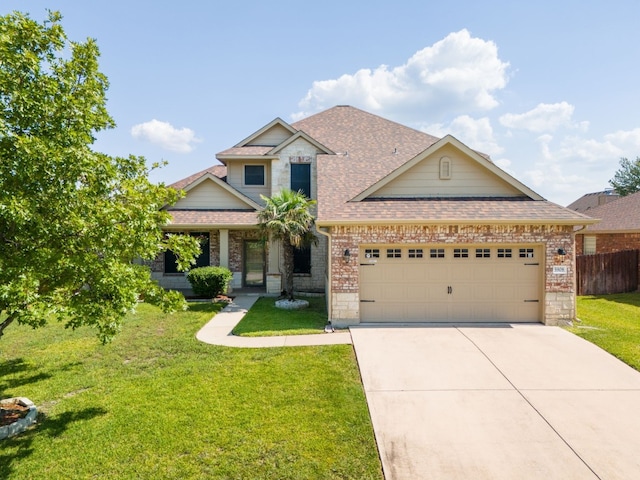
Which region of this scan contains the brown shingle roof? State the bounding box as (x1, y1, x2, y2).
(164, 209, 258, 227)
(216, 146, 273, 157)
(566, 190, 620, 213)
(582, 191, 640, 232)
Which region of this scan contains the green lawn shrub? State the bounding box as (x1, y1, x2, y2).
(186, 266, 232, 297)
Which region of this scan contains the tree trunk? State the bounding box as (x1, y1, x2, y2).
(0, 313, 16, 339)
(282, 238, 295, 300)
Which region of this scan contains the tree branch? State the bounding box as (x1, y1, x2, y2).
(0, 312, 17, 339)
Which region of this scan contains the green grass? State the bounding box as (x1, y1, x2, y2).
(568, 293, 640, 371)
(232, 296, 328, 336)
(0, 303, 382, 479)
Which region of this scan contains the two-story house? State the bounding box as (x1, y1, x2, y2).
(152, 105, 596, 327)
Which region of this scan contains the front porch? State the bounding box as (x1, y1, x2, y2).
(151, 228, 283, 295)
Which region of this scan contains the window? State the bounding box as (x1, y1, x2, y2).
(291, 163, 311, 198)
(519, 248, 534, 258)
(364, 249, 380, 258)
(244, 165, 265, 186)
(430, 248, 445, 258)
(476, 248, 491, 258)
(454, 248, 469, 258)
(497, 248, 512, 258)
(164, 232, 210, 274)
(408, 248, 424, 258)
(584, 236, 596, 255)
(439, 156, 452, 180)
(293, 246, 311, 274)
(386, 248, 402, 258)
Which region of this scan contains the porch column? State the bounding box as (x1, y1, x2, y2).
(219, 229, 229, 268)
(266, 237, 282, 294)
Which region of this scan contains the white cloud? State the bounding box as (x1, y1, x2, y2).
(420, 115, 503, 157)
(293, 29, 509, 121)
(499, 102, 587, 133)
(131, 119, 200, 153)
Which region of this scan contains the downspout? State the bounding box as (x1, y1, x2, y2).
(572, 224, 589, 322)
(316, 226, 333, 323)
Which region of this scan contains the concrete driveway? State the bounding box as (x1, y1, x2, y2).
(350, 324, 640, 480)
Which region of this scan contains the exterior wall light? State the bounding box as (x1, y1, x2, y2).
(343, 249, 351, 263)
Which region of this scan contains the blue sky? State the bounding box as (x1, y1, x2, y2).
(4, 1, 640, 205)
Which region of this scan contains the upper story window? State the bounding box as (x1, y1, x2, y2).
(244, 165, 265, 186)
(291, 163, 311, 198)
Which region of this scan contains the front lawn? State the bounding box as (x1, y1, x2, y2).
(0, 303, 382, 479)
(568, 293, 640, 371)
(232, 296, 328, 336)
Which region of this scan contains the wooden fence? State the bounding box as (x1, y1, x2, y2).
(576, 249, 639, 295)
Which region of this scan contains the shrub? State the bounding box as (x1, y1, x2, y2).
(186, 266, 233, 298)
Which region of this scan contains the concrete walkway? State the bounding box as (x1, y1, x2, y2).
(351, 324, 640, 480)
(196, 294, 352, 348)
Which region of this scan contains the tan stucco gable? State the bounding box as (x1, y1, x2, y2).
(352, 135, 544, 201)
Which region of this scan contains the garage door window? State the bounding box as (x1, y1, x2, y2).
(476, 248, 491, 258)
(497, 248, 512, 258)
(430, 248, 445, 258)
(386, 248, 402, 258)
(408, 248, 424, 258)
(519, 248, 534, 258)
(453, 248, 469, 258)
(364, 248, 380, 258)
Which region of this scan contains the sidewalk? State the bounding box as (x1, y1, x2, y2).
(195, 294, 352, 348)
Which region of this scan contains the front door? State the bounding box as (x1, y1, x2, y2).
(243, 240, 265, 287)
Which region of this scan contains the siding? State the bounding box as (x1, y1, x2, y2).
(173, 179, 252, 209)
(226, 161, 271, 205)
(247, 124, 293, 146)
(372, 145, 523, 198)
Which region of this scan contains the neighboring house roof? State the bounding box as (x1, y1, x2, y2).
(580, 191, 640, 232)
(567, 189, 620, 213)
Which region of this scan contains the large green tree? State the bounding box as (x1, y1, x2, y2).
(609, 156, 640, 196)
(0, 11, 200, 342)
(257, 189, 317, 300)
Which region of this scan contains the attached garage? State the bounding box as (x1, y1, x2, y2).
(359, 245, 542, 323)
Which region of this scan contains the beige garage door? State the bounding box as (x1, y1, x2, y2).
(359, 245, 541, 323)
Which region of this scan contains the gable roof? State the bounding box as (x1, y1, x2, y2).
(351, 135, 543, 201)
(290, 106, 592, 226)
(581, 191, 640, 232)
(233, 117, 297, 147)
(170, 164, 227, 191)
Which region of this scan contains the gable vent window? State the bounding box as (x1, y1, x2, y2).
(244, 165, 265, 186)
(439, 156, 452, 180)
(519, 248, 534, 258)
(497, 248, 512, 258)
(476, 248, 491, 258)
(430, 248, 445, 258)
(408, 248, 424, 258)
(386, 248, 402, 258)
(364, 248, 380, 258)
(454, 248, 469, 258)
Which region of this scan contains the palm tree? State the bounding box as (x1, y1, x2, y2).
(257, 189, 317, 300)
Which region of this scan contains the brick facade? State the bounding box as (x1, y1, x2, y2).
(328, 223, 576, 326)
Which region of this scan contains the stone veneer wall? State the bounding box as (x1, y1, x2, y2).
(328, 224, 576, 326)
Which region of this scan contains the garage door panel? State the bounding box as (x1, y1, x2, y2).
(359, 245, 541, 323)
